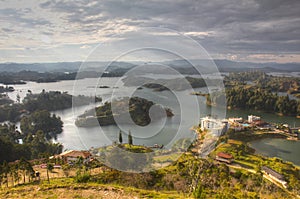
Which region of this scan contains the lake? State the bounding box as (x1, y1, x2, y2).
(4, 77, 300, 155)
(250, 138, 300, 166)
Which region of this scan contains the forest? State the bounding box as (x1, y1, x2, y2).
(0, 122, 63, 164)
(0, 90, 101, 122)
(0, 90, 99, 163)
(207, 71, 300, 117)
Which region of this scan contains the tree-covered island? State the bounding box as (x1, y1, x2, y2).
(75, 97, 174, 127)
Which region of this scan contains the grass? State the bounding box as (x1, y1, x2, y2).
(153, 152, 181, 163)
(0, 178, 187, 199)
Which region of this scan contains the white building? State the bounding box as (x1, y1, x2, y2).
(200, 117, 229, 136)
(248, 115, 261, 123)
(201, 117, 219, 131)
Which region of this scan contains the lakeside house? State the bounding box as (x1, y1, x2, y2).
(52, 150, 92, 164)
(228, 117, 243, 124)
(248, 115, 261, 123)
(215, 152, 234, 164)
(227, 115, 273, 131)
(262, 166, 288, 188)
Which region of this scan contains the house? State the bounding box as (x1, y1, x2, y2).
(262, 166, 287, 188)
(56, 150, 92, 164)
(228, 117, 243, 124)
(248, 115, 261, 123)
(254, 120, 270, 129)
(216, 152, 234, 164)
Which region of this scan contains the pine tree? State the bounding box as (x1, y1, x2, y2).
(128, 130, 133, 145)
(118, 131, 123, 144)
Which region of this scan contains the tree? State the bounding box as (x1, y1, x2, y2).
(20, 110, 63, 140)
(118, 131, 123, 144)
(62, 164, 71, 177)
(9, 164, 18, 187)
(18, 158, 34, 184)
(16, 94, 20, 103)
(46, 163, 54, 183)
(2, 161, 9, 188)
(128, 130, 133, 145)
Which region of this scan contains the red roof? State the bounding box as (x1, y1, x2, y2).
(217, 152, 233, 159)
(60, 150, 91, 159)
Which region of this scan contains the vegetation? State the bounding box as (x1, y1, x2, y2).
(123, 76, 209, 91)
(76, 97, 174, 127)
(118, 131, 123, 144)
(0, 69, 131, 85)
(0, 139, 298, 198)
(0, 94, 13, 106)
(0, 123, 63, 164)
(226, 71, 300, 94)
(211, 129, 300, 196)
(207, 71, 300, 117)
(0, 90, 101, 122)
(128, 131, 133, 145)
(0, 86, 14, 93)
(0, 177, 185, 198)
(20, 110, 63, 140)
(23, 90, 101, 112)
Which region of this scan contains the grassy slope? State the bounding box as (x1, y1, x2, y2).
(0, 178, 186, 199)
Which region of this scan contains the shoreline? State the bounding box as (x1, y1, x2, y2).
(247, 137, 300, 167)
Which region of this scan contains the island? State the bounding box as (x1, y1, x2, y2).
(0, 85, 15, 93)
(75, 97, 174, 127)
(122, 76, 220, 91)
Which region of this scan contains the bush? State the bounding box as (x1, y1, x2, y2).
(74, 170, 91, 183)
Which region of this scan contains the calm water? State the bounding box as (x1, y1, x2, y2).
(4, 78, 300, 158)
(250, 138, 300, 166)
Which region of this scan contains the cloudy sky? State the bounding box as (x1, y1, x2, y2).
(0, 0, 300, 63)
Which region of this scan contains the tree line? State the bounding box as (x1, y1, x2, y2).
(0, 90, 101, 122)
(208, 85, 300, 117)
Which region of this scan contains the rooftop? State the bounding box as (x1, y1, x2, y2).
(216, 152, 233, 159)
(60, 150, 91, 159)
(262, 166, 285, 180)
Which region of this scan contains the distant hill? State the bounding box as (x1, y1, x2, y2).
(0, 59, 299, 73)
(163, 59, 300, 72)
(0, 61, 136, 73)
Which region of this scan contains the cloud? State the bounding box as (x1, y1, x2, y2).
(0, 0, 299, 63)
(80, 45, 92, 49)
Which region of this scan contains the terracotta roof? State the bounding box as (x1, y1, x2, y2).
(60, 150, 91, 159)
(216, 152, 233, 159)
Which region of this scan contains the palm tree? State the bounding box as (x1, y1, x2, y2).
(18, 159, 27, 184)
(18, 158, 34, 184)
(12, 164, 20, 186)
(9, 164, 16, 187)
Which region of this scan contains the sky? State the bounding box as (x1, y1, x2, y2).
(0, 0, 300, 63)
